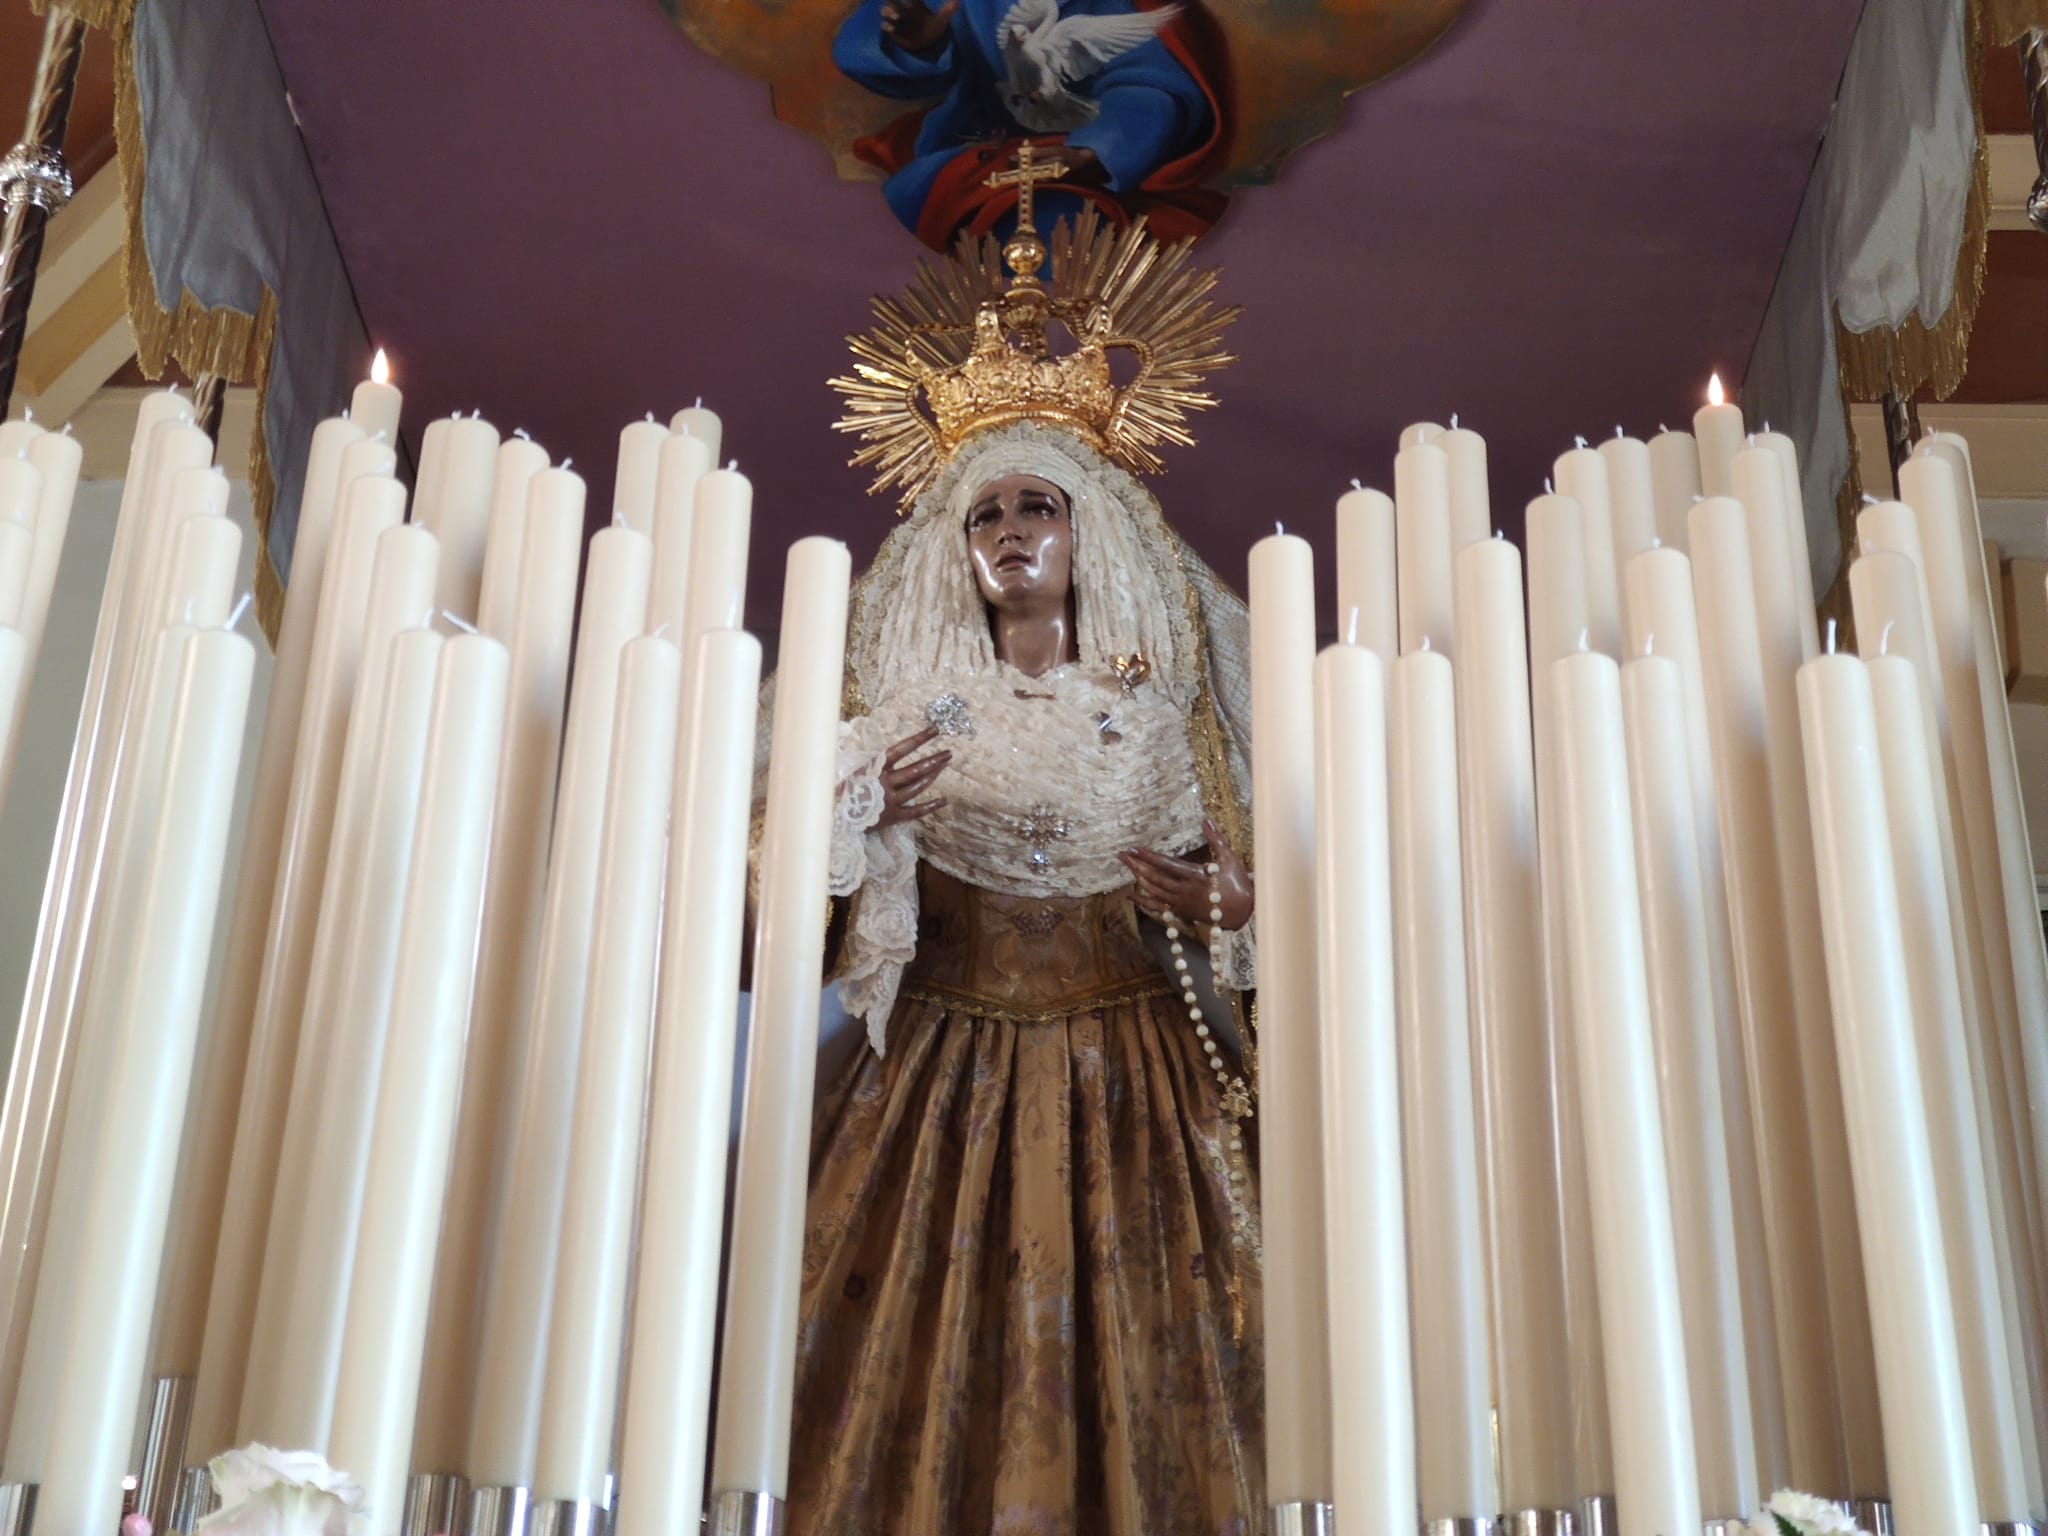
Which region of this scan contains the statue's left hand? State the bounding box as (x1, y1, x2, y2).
(1119, 818, 1252, 931)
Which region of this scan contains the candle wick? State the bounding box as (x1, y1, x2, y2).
(21, 407, 31, 423)
(1879, 620, 1895, 656)
(652, 621, 674, 640)
(1420, 634, 1432, 653)
(613, 509, 626, 527)
(342, 408, 351, 421)
(61, 422, 73, 437)
(1345, 605, 1360, 645)
(1574, 435, 1587, 449)
(1274, 520, 1284, 537)
(441, 609, 480, 635)
(226, 591, 254, 633)
(1576, 627, 1589, 653)
(1449, 412, 1459, 429)
(1350, 477, 1363, 491)
(1543, 477, 1554, 495)
(1746, 432, 1755, 446)
(561, 457, 574, 471)
(1650, 535, 1662, 549)
(513, 427, 532, 441)
(184, 598, 196, 625)
(727, 459, 739, 472)
(1645, 631, 1656, 657)
(1762, 420, 1771, 433)
(1658, 423, 1669, 433)
(1614, 425, 1624, 439)
(694, 396, 703, 409)
(1861, 492, 1878, 505)
(1691, 494, 1704, 504)
(1825, 618, 1838, 655)
(645, 411, 657, 423)
(1493, 528, 1503, 539)
(451, 409, 462, 419)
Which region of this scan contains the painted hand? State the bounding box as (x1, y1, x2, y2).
(879, 0, 959, 55)
(875, 723, 952, 828)
(1118, 818, 1252, 930)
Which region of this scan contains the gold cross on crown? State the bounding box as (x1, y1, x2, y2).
(986, 141, 1071, 286)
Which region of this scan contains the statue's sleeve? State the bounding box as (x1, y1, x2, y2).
(834, 1, 964, 98)
(827, 716, 920, 1056)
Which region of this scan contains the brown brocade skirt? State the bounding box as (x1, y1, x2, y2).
(788, 869, 1264, 1536)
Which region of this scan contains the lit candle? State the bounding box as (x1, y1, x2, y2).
(1522, 492, 1614, 1507)
(1394, 440, 1453, 656)
(1240, 532, 1334, 1506)
(1647, 428, 1701, 553)
(1335, 485, 1397, 664)
(1313, 642, 1416, 1534)
(1620, 545, 1786, 1490)
(185, 466, 405, 1466)
(1385, 646, 1489, 1521)
(1599, 432, 1657, 569)
(616, 628, 761, 1536)
(350, 348, 403, 442)
(533, 635, 683, 1505)
(37, 625, 255, 1536)
(709, 538, 852, 1503)
(1440, 426, 1491, 550)
(670, 402, 723, 464)
(677, 468, 753, 709)
(1552, 649, 1703, 1536)
(1687, 494, 1848, 1497)
(476, 433, 549, 642)
(239, 523, 441, 1449)
(614, 417, 670, 536)
(649, 429, 715, 639)
(327, 633, 509, 1533)
(1692, 373, 1744, 498)
(1795, 645, 1980, 1536)
(1732, 444, 1886, 1499)
(424, 415, 501, 626)
(414, 465, 587, 1477)
(1618, 648, 1758, 1520)
(1451, 534, 1575, 1515)
(1862, 640, 2031, 1522)
(468, 524, 652, 1490)
(1552, 444, 1621, 657)
(264, 626, 448, 1452)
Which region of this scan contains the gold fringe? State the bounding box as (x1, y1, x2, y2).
(93, 0, 289, 645)
(25, 0, 119, 29)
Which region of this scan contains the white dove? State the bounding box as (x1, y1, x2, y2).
(997, 0, 1182, 134)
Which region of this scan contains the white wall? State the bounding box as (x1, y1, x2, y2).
(0, 480, 275, 1069)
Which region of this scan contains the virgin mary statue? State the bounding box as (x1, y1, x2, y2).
(779, 197, 1264, 1533)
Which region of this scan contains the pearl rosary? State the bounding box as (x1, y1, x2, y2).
(1164, 861, 1245, 1172)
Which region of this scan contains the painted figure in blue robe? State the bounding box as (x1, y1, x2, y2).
(834, 0, 1229, 248)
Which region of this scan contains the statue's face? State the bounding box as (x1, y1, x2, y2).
(965, 472, 1074, 611)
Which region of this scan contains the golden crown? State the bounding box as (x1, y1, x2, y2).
(831, 145, 1240, 508)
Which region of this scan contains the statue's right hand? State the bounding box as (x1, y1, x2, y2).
(880, 0, 959, 55)
(876, 724, 951, 828)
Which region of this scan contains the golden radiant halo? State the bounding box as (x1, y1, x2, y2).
(830, 203, 1241, 510)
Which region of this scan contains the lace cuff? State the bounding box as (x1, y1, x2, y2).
(1211, 913, 1256, 993)
(829, 722, 920, 1055)
(829, 726, 887, 897)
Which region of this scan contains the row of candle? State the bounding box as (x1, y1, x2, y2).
(1252, 393, 2048, 1534)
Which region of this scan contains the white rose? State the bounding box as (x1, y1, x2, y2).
(1755, 1489, 1866, 1536)
(199, 1446, 366, 1536)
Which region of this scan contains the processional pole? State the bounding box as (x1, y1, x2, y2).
(0, 9, 87, 418)
(2022, 30, 2048, 234)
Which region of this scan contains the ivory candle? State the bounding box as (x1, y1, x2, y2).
(186, 469, 405, 1464)
(1522, 492, 1614, 1507)
(1796, 649, 1980, 1536)
(670, 402, 723, 464)
(1394, 440, 1454, 656)
(1399, 421, 1443, 449)
(1754, 430, 1819, 660)
(1386, 646, 1490, 1520)
(616, 629, 761, 1536)
(265, 627, 448, 1451)
(476, 434, 549, 642)
(677, 468, 753, 710)
(0, 416, 40, 457)
(649, 429, 715, 639)
(1552, 445, 1621, 657)
(1599, 433, 1658, 568)
(614, 417, 670, 536)
(350, 350, 403, 441)
(327, 634, 508, 1533)
(1241, 533, 1335, 1506)
(468, 524, 652, 1489)
(1687, 495, 1847, 1496)
(0, 512, 31, 629)
(1314, 643, 1416, 1534)
(414, 466, 586, 1476)
(1335, 485, 1397, 664)
(425, 414, 500, 625)
(37, 627, 255, 1536)
(0, 455, 40, 537)
(1552, 650, 1702, 1536)
(1693, 375, 1743, 498)
(533, 635, 683, 1504)
(1732, 443, 1886, 1500)
(1440, 427, 1490, 550)
(1648, 429, 1701, 553)
(239, 522, 440, 1448)
(1451, 535, 1575, 1514)
(1618, 650, 1758, 1520)
(1864, 646, 2031, 1520)
(5, 425, 84, 784)
(709, 538, 852, 1502)
(1621, 546, 1785, 1490)
(411, 416, 454, 533)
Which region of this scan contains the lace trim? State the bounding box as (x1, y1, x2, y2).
(1212, 913, 1257, 993)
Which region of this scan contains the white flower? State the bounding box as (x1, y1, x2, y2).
(1752, 1489, 1868, 1536)
(198, 1446, 366, 1536)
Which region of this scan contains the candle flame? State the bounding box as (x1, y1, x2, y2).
(1826, 618, 1838, 654)
(1879, 620, 1895, 656)
(1707, 372, 1724, 406)
(371, 348, 390, 384)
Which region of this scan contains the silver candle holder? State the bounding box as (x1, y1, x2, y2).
(1267, 1500, 1334, 1536)
(0, 1483, 34, 1536)
(526, 1498, 608, 1536)
(137, 1375, 195, 1534)
(1579, 1492, 1615, 1536)
(402, 1473, 470, 1536)
(1425, 1519, 1496, 1536)
(1501, 1509, 1576, 1536)
(707, 1491, 783, 1536)
(1850, 1497, 1894, 1536)
(465, 1484, 532, 1536)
